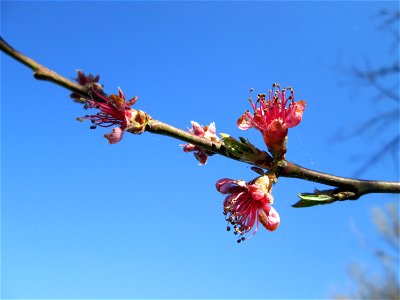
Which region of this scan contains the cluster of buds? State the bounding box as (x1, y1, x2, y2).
(216, 173, 280, 243)
(181, 121, 220, 165)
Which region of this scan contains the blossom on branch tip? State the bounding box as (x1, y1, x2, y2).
(237, 83, 306, 158)
(78, 87, 151, 144)
(70, 70, 103, 102)
(216, 175, 280, 242)
(181, 121, 220, 165)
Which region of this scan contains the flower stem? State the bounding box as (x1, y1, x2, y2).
(1, 36, 399, 201)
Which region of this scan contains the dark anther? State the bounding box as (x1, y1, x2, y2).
(241, 237, 246, 241)
(237, 239, 242, 243)
(90, 125, 97, 129)
(226, 226, 231, 232)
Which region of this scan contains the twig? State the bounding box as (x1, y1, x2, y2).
(2, 36, 399, 203)
(0, 36, 88, 98)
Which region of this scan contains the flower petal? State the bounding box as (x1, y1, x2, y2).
(216, 178, 247, 194)
(285, 100, 306, 128)
(207, 122, 216, 135)
(190, 121, 204, 137)
(104, 127, 124, 144)
(182, 144, 197, 152)
(194, 151, 208, 165)
(258, 205, 280, 231)
(237, 112, 253, 130)
(248, 184, 265, 200)
(126, 96, 139, 107)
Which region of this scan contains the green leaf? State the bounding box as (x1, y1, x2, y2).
(298, 193, 333, 201)
(219, 133, 272, 165)
(292, 193, 335, 208)
(220, 133, 252, 157)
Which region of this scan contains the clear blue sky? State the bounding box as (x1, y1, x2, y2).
(1, 1, 399, 299)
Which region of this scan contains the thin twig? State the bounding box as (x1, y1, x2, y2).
(0, 36, 88, 98)
(1, 36, 399, 202)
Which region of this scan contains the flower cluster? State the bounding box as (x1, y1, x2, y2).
(78, 87, 150, 144)
(216, 174, 280, 243)
(181, 121, 220, 165)
(237, 83, 305, 158)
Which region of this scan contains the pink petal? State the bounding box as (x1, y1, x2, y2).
(194, 151, 208, 165)
(207, 122, 216, 135)
(285, 100, 306, 128)
(216, 178, 247, 194)
(191, 121, 205, 137)
(248, 184, 265, 200)
(237, 112, 253, 130)
(126, 96, 138, 107)
(258, 205, 280, 231)
(104, 127, 124, 144)
(118, 87, 125, 99)
(216, 178, 235, 192)
(182, 143, 197, 152)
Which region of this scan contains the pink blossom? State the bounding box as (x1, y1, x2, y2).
(181, 121, 220, 165)
(216, 175, 280, 242)
(79, 88, 138, 144)
(237, 83, 305, 158)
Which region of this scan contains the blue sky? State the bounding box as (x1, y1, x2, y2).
(1, 1, 399, 299)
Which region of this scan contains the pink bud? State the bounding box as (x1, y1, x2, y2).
(104, 127, 124, 144)
(259, 205, 280, 231)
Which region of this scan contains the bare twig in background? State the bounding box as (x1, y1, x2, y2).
(336, 9, 400, 177)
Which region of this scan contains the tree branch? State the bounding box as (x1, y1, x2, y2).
(2, 36, 399, 204)
(0, 36, 89, 98)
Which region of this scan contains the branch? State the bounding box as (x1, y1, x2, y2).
(282, 161, 400, 207)
(0, 36, 89, 98)
(2, 36, 399, 205)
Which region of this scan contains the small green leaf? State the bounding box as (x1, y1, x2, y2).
(292, 193, 335, 208)
(298, 193, 333, 201)
(219, 133, 272, 165)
